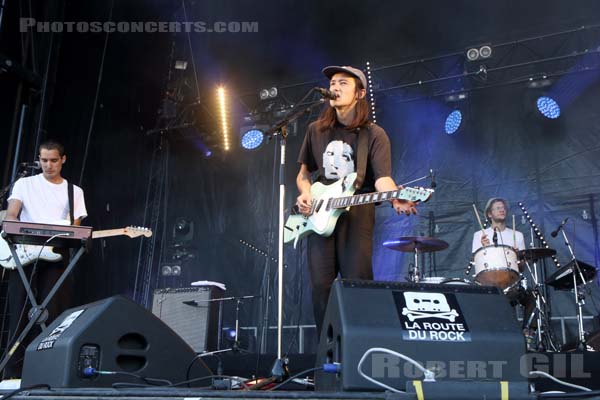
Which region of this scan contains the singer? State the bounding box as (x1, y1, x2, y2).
(472, 197, 525, 253)
(295, 65, 416, 336)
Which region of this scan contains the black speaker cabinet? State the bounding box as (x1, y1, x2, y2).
(315, 280, 527, 392)
(21, 295, 198, 388)
(151, 286, 222, 352)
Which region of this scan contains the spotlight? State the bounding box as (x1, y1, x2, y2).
(479, 45, 492, 59)
(259, 87, 278, 100)
(161, 264, 182, 276)
(445, 110, 463, 135)
(223, 327, 237, 341)
(536, 96, 561, 119)
(241, 128, 265, 150)
(173, 218, 194, 245)
(466, 44, 493, 61)
(466, 48, 480, 61)
(174, 60, 188, 70)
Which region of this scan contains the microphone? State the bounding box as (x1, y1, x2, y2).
(492, 227, 498, 247)
(20, 161, 41, 170)
(429, 169, 437, 188)
(551, 218, 569, 238)
(314, 87, 338, 100)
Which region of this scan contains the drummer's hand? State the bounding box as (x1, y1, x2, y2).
(296, 192, 313, 216)
(481, 234, 490, 246)
(392, 199, 417, 216)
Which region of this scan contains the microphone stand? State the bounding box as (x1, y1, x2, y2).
(263, 89, 326, 381)
(559, 226, 589, 350)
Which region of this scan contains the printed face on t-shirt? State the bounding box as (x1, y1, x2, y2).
(323, 140, 355, 179)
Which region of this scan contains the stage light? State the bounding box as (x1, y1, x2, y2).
(466, 44, 492, 61)
(174, 60, 188, 70)
(223, 327, 237, 341)
(241, 128, 264, 150)
(217, 86, 230, 151)
(536, 96, 561, 119)
(445, 110, 462, 135)
(259, 87, 278, 100)
(466, 48, 480, 61)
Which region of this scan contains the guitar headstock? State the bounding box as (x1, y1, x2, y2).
(124, 226, 153, 238)
(401, 186, 435, 203)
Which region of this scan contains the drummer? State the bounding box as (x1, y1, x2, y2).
(472, 197, 526, 253)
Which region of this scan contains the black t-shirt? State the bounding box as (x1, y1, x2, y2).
(297, 121, 393, 193)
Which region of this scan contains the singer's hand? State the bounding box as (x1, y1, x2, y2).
(392, 199, 417, 216)
(296, 192, 313, 216)
(481, 234, 490, 247)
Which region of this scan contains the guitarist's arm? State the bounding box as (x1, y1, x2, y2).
(296, 164, 313, 216)
(375, 177, 417, 216)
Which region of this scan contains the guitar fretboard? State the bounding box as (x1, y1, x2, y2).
(328, 187, 427, 210)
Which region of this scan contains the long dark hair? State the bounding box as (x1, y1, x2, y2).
(315, 77, 370, 132)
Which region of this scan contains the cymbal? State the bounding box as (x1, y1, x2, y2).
(383, 236, 449, 253)
(546, 259, 597, 290)
(518, 248, 557, 261)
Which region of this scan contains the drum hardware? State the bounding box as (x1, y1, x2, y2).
(521, 255, 559, 351)
(382, 236, 449, 283)
(551, 223, 590, 350)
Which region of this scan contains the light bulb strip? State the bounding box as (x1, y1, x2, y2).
(365, 61, 377, 124)
(518, 202, 561, 268)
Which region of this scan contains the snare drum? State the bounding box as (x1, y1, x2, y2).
(473, 244, 519, 289)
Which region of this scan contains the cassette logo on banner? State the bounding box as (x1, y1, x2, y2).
(393, 291, 471, 342)
(37, 309, 85, 350)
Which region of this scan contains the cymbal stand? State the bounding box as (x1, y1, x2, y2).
(522, 258, 557, 351)
(409, 246, 421, 283)
(560, 228, 588, 349)
(193, 295, 258, 356)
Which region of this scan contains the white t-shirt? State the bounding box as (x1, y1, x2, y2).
(8, 174, 87, 224)
(472, 227, 525, 254)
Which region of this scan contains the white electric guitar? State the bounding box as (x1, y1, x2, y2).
(0, 222, 152, 269)
(284, 172, 433, 248)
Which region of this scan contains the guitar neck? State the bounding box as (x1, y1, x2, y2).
(329, 188, 423, 209)
(91, 229, 126, 239)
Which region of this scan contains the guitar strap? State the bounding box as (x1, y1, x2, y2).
(354, 123, 370, 190)
(68, 181, 74, 226)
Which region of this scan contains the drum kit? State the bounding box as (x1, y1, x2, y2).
(383, 236, 597, 351)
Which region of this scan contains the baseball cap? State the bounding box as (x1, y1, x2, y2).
(322, 65, 367, 89)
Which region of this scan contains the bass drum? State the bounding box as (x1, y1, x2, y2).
(473, 244, 519, 289)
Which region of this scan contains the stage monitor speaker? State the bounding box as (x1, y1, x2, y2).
(21, 295, 198, 388)
(315, 279, 527, 392)
(151, 286, 222, 352)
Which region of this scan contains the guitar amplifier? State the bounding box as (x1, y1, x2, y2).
(151, 287, 222, 352)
